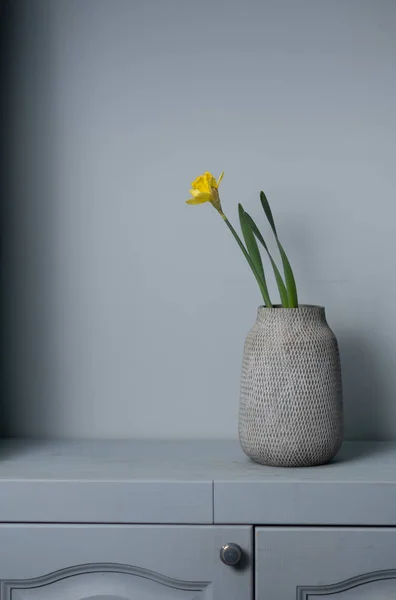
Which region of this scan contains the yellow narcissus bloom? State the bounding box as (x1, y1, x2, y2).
(186, 171, 224, 215)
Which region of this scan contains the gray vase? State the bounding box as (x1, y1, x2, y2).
(239, 305, 343, 467)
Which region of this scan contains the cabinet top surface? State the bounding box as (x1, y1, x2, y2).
(0, 440, 395, 524)
(0, 438, 394, 483)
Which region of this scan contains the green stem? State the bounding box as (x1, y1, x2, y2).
(222, 214, 273, 307)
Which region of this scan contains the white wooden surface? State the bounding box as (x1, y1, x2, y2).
(0, 439, 395, 524)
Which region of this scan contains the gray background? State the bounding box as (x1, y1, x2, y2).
(2, 0, 396, 440)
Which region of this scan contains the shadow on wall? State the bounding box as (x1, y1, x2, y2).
(340, 334, 390, 441)
(0, 0, 12, 436)
(1, 0, 62, 437)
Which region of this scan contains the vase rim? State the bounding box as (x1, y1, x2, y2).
(258, 304, 324, 310)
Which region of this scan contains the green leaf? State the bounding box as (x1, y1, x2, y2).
(223, 216, 272, 307)
(277, 240, 298, 308)
(260, 191, 277, 236)
(237, 204, 272, 307)
(244, 212, 289, 307)
(238, 205, 265, 282)
(259, 191, 299, 308)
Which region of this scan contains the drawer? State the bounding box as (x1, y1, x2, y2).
(0, 524, 252, 599)
(255, 526, 396, 599)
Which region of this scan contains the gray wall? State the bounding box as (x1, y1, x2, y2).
(2, 0, 396, 439)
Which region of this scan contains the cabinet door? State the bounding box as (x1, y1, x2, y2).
(0, 525, 251, 600)
(256, 527, 396, 599)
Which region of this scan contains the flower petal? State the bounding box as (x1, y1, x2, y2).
(191, 174, 211, 193)
(189, 191, 212, 201)
(186, 196, 211, 205)
(206, 172, 217, 188)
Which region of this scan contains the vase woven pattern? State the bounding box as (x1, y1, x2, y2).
(239, 305, 343, 467)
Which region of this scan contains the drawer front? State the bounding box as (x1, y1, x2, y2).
(0, 524, 252, 600)
(0, 480, 213, 524)
(255, 527, 396, 599)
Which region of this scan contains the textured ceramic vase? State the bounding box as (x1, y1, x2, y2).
(239, 305, 343, 467)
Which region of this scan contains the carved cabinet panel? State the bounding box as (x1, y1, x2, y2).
(256, 527, 396, 599)
(0, 525, 252, 600)
(298, 570, 396, 598)
(3, 564, 211, 600)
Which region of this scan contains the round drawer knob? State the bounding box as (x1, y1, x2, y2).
(219, 543, 243, 566)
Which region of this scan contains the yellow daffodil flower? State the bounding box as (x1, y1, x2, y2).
(186, 171, 224, 215)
